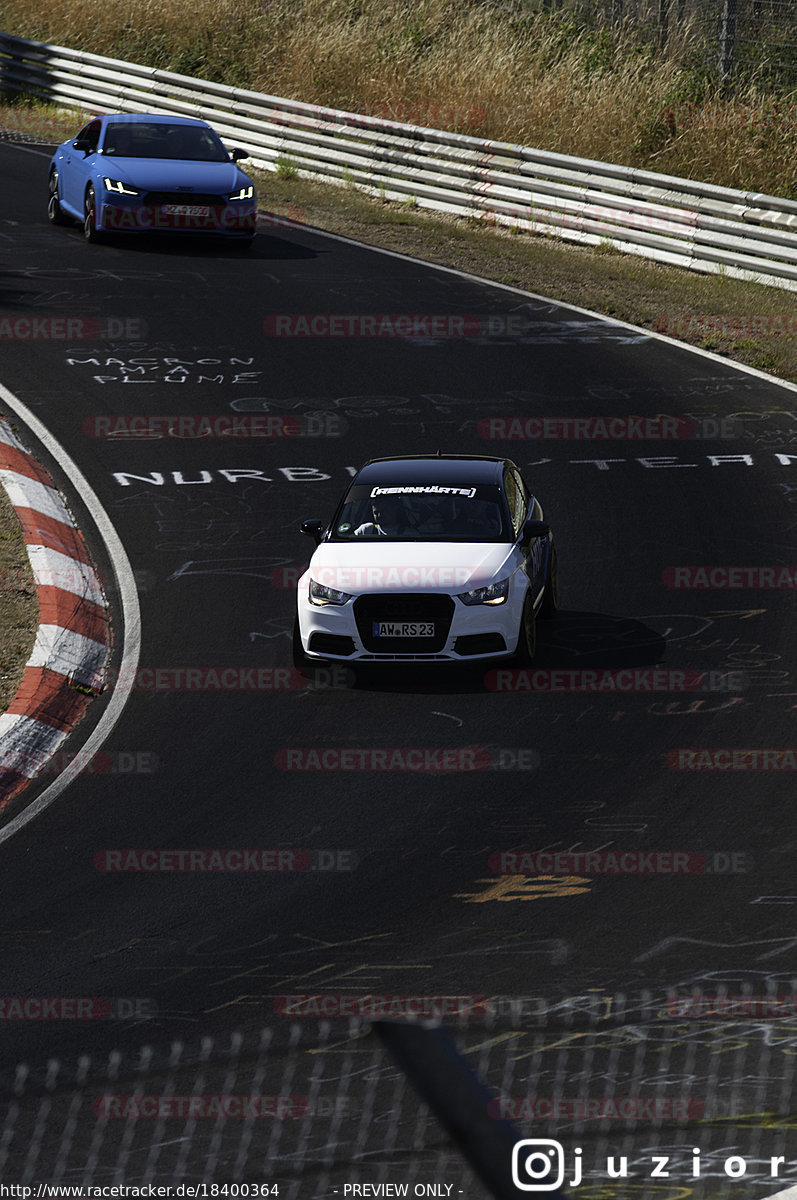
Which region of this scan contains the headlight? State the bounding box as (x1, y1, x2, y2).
(309, 579, 353, 607)
(457, 577, 510, 606)
(228, 185, 255, 201)
(103, 178, 139, 196)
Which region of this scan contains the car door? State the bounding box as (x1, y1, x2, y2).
(63, 119, 102, 213)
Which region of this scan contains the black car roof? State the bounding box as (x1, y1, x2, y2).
(355, 455, 508, 487)
(98, 114, 213, 127)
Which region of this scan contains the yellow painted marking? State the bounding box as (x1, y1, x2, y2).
(573, 1187, 693, 1200)
(509, 1029, 639, 1059)
(696, 1110, 796, 1129)
(710, 609, 767, 619)
(291, 932, 394, 951)
(307, 1026, 375, 1054)
(455, 874, 591, 902)
(204, 993, 267, 1014)
(460, 1032, 523, 1053)
(272, 962, 429, 990)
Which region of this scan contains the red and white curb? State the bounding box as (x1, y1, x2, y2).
(0, 417, 110, 807)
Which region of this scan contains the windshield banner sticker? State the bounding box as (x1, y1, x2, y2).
(370, 485, 477, 498)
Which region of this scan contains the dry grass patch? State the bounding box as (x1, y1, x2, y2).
(0, 98, 92, 143)
(1, 0, 795, 196)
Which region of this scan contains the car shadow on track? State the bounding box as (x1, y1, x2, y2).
(337, 610, 667, 694)
(76, 231, 318, 259)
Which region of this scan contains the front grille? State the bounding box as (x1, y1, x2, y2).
(143, 192, 226, 206)
(454, 633, 507, 656)
(308, 633, 355, 656)
(354, 593, 454, 653)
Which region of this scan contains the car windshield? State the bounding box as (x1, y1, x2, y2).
(329, 483, 511, 542)
(101, 122, 230, 161)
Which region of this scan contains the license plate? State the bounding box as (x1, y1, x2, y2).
(162, 204, 211, 216)
(373, 622, 435, 638)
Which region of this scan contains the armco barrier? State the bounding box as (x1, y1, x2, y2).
(2, 31, 797, 291)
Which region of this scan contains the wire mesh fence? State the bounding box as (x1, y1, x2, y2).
(533, 0, 797, 85)
(0, 987, 794, 1196)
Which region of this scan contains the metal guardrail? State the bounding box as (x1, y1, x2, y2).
(2, 30, 797, 292)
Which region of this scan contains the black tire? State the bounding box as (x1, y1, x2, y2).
(538, 541, 559, 620)
(47, 169, 68, 226)
(83, 185, 103, 243)
(513, 592, 537, 665)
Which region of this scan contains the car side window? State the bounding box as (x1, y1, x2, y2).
(504, 470, 524, 536)
(513, 468, 529, 512)
(77, 120, 101, 152)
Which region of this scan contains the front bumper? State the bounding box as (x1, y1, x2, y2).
(100, 200, 257, 235)
(296, 575, 528, 664)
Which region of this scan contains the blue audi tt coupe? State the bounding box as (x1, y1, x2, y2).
(48, 113, 258, 244)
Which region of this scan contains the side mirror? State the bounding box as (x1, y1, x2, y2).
(301, 518, 325, 545)
(230, 147, 249, 162)
(522, 518, 550, 541)
(72, 138, 92, 153)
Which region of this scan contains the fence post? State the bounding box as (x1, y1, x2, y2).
(719, 0, 737, 84)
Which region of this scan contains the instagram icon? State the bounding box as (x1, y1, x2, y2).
(512, 1139, 575, 1191)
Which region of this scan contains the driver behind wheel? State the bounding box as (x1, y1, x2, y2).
(354, 495, 411, 537)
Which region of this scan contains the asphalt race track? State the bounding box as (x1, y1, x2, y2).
(1, 140, 796, 1198)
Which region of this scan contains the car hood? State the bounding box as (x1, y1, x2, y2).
(308, 541, 519, 594)
(98, 158, 248, 193)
